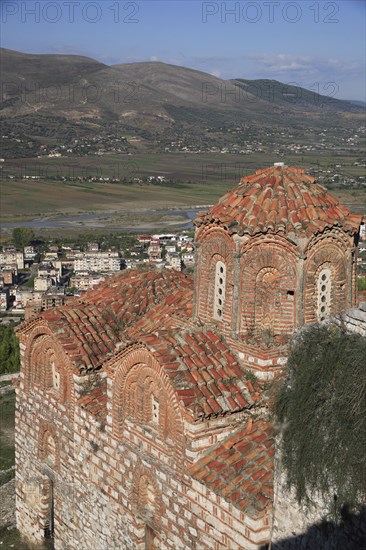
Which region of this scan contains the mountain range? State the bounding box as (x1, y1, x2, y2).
(0, 48, 364, 155)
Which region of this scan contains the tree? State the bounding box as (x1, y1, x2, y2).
(12, 227, 35, 249)
(274, 323, 366, 518)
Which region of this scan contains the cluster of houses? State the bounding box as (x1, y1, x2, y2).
(0, 232, 195, 320)
(145, 233, 194, 268)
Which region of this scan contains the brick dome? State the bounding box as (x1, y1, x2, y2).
(195, 164, 361, 237)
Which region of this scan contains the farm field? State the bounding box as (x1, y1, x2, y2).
(1, 152, 365, 225)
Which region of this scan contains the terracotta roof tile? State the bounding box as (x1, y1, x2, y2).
(195, 165, 362, 237)
(131, 327, 259, 420)
(188, 419, 274, 516)
(78, 379, 107, 422)
(29, 270, 193, 373)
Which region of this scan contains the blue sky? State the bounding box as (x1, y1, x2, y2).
(1, 0, 365, 100)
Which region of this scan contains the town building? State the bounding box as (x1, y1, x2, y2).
(24, 246, 37, 261)
(165, 252, 181, 271)
(34, 277, 54, 292)
(12, 289, 42, 311)
(182, 252, 195, 268)
(2, 268, 16, 286)
(69, 272, 106, 291)
(74, 251, 120, 273)
(147, 240, 162, 262)
(37, 263, 61, 284)
(137, 234, 152, 246)
(0, 288, 9, 311)
(0, 248, 24, 270)
(15, 165, 362, 549)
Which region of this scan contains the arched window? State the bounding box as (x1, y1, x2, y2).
(51, 360, 60, 392)
(38, 425, 60, 472)
(151, 394, 159, 425)
(45, 434, 57, 468)
(130, 466, 162, 546)
(214, 260, 226, 321)
(317, 268, 332, 321)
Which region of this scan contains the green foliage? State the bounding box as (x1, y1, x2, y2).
(0, 325, 20, 374)
(357, 276, 366, 291)
(12, 227, 35, 248)
(23, 274, 35, 288)
(274, 324, 366, 517)
(0, 391, 15, 482)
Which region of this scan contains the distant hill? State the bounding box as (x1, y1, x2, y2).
(348, 99, 366, 108)
(0, 48, 364, 156)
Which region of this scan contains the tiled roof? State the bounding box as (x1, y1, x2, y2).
(137, 328, 260, 419)
(21, 268, 260, 416)
(127, 284, 194, 338)
(78, 379, 107, 423)
(79, 269, 193, 328)
(42, 303, 121, 371)
(188, 419, 274, 515)
(195, 165, 362, 237)
(32, 270, 193, 372)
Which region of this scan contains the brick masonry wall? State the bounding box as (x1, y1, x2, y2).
(16, 346, 271, 550)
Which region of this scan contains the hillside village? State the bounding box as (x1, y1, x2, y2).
(0, 232, 195, 322)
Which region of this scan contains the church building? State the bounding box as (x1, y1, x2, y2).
(15, 164, 362, 549)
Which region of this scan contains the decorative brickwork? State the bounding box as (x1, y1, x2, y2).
(22, 327, 75, 417)
(15, 165, 363, 549)
(130, 463, 162, 530)
(38, 421, 60, 472)
(238, 237, 297, 338)
(304, 235, 349, 324)
(195, 226, 236, 329)
(110, 344, 183, 448)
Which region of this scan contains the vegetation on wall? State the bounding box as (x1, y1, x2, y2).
(0, 325, 20, 374)
(274, 323, 366, 518)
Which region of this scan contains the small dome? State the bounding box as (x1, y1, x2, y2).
(195, 165, 362, 237)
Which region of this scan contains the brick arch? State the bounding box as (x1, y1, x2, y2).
(305, 227, 351, 255)
(195, 228, 236, 325)
(24, 329, 75, 416)
(130, 463, 162, 530)
(304, 239, 348, 324)
(239, 241, 297, 337)
(38, 422, 60, 472)
(111, 345, 184, 449)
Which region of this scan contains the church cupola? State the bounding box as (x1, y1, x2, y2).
(194, 164, 362, 364)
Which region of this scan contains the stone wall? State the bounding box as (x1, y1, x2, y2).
(16, 394, 270, 549)
(333, 301, 366, 336)
(15, 364, 270, 550)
